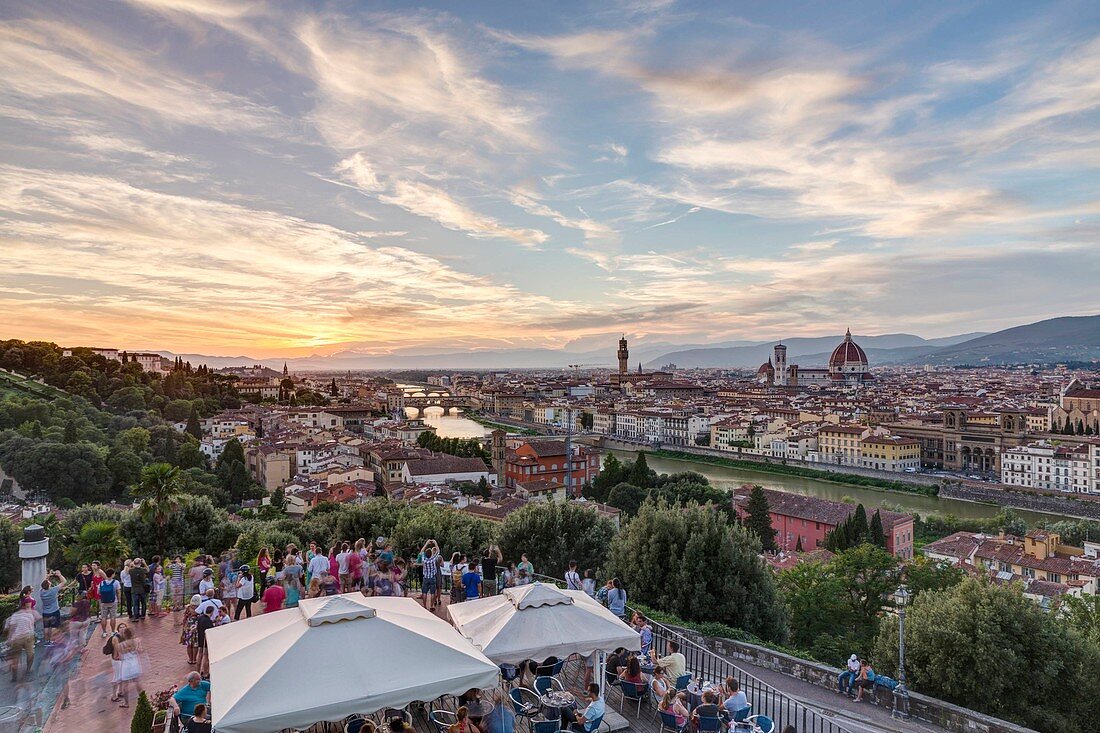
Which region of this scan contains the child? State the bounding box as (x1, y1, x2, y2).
(151, 565, 167, 618)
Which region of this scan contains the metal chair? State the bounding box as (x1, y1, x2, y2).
(344, 715, 370, 733)
(745, 715, 774, 733)
(550, 658, 566, 677)
(533, 676, 563, 696)
(532, 719, 561, 733)
(658, 710, 683, 733)
(618, 681, 645, 717)
(730, 704, 752, 728)
(696, 716, 722, 733)
(674, 674, 692, 691)
(430, 710, 458, 733)
(509, 687, 541, 732)
(500, 664, 520, 685)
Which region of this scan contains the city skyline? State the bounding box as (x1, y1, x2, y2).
(2, 0, 1099, 358)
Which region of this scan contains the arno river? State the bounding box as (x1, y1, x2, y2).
(413, 406, 1071, 524)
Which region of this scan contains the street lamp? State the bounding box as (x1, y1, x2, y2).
(892, 585, 911, 719)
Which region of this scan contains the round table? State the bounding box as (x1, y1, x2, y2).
(686, 682, 719, 710)
(540, 691, 577, 726)
(466, 700, 494, 718)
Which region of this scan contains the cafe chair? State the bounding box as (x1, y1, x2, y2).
(430, 710, 458, 733)
(696, 716, 722, 733)
(674, 674, 692, 691)
(745, 715, 774, 733)
(658, 710, 683, 733)
(533, 719, 561, 733)
(533, 676, 564, 696)
(618, 681, 645, 717)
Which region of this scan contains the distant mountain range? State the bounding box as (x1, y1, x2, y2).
(645, 314, 1100, 368)
(155, 314, 1100, 371)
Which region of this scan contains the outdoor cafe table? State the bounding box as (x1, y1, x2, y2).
(686, 681, 720, 710)
(540, 691, 577, 725)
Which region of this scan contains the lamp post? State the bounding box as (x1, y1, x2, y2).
(892, 585, 911, 719)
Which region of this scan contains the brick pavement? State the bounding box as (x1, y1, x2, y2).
(43, 612, 193, 733)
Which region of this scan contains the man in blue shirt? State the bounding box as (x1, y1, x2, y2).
(171, 672, 211, 724)
(461, 560, 482, 601)
(39, 570, 65, 645)
(570, 684, 604, 733)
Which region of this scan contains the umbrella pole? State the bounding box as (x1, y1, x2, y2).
(597, 651, 606, 699)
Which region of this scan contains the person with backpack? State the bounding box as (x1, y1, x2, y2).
(98, 569, 122, 638)
(565, 561, 582, 591)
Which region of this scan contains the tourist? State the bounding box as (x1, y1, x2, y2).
(151, 563, 167, 618)
(195, 605, 216, 677)
(652, 641, 686, 681)
(305, 541, 319, 580)
(388, 716, 413, 733)
(618, 655, 646, 685)
(837, 654, 860, 696)
(307, 546, 329, 585)
(651, 665, 669, 699)
(18, 585, 35, 610)
(98, 568, 122, 637)
(180, 597, 200, 665)
(582, 569, 596, 597)
(185, 703, 213, 733)
(76, 563, 95, 596)
(328, 544, 340, 579)
(70, 591, 91, 643)
(449, 706, 475, 733)
(604, 647, 626, 685)
(517, 553, 534, 578)
(170, 671, 211, 727)
(336, 542, 354, 592)
(130, 558, 148, 620)
(606, 578, 627, 619)
(691, 690, 721, 731)
(634, 613, 653, 656)
(272, 548, 285, 577)
(462, 559, 483, 601)
(500, 562, 516, 589)
(321, 569, 340, 596)
(120, 559, 134, 618)
(283, 570, 302, 608)
(168, 555, 186, 622)
(659, 690, 689, 731)
(367, 561, 396, 597)
(114, 626, 142, 708)
(420, 539, 442, 611)
(347, 717, 377, 733)
(198, 567, 215, 597)
(482, 545, 502, 596)
(852, 660, 876, 702)
(569, 683, 604, 733)
(722, 677, 749, 719)
(215, 606, 232, 626)
(262, 575, 286, 612)
(108, 622, 125, 702)
(220, 562, 238, 618)
(565, 561, 582, 591)
(235, 565, 256, 619)
(393, 557, 409, 596)
(3, 598, 38, 682)
(307, 576, 323, 598)
(380, 541, 395, 565)
(39, 569, 65, 644)
(196, 589, 223, 617)
(480, 689, 516, 733)
(188, 556, 207, 597)
(515, 568, 531, 586)
(284, 552, 304, 588)
(257, 546, 272, 577)
(450, 553, 466, 603)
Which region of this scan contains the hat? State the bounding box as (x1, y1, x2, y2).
(240, 565, 250, 571)
(203, 568, 213, 575)
(849, 654, 858, 662)
(190, 594, 202, 606)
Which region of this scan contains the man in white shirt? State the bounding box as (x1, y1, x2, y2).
(196, 589, 223, 616)
(652, 641, 686, 681)
(565, 561, 582, 590)
(308, 551, 329, 583)
(198, 568, 216, 596)
(336, 542, 352, 592)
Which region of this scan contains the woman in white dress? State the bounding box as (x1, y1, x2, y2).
(115, 626, 143, 708)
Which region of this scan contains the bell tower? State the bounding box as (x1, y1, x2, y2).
(617, 335, 629, 376)
(773, 343, 788, 386)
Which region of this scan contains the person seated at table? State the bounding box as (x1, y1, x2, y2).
(691, 690, 721, 730)
(721, 677, 749, 720)
(604, 647, 627, 684)
(183, 704, 212, 733)
(479, 689, 516, 733)
(389, 717, 414, 733)
(652, 641, 687, 681)
(569, 684, 604, 733)
(450, 706, 476, 733)
(651, 665, 670, 699)
(659, 690, 689, 731)
(459, 688, 483, 709)
(618, 655, 646, 686)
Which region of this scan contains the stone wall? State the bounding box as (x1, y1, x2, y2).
(668, 624, 1037, 733)
(939, 483, 1100, 521)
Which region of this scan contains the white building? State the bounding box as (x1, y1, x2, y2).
(1001, 441, 1094, 493)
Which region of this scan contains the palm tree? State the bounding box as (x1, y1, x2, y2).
(66, 521, 130, 569)
(131, 462, 184, 553)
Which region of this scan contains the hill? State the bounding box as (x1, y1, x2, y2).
(918, 315, 1100, 365)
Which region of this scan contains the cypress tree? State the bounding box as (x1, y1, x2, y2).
(628, 451, 651, 488)
(744, 485, 777, 552)
(869, 510, 887, 548)
(852, 504, 869, 545)
(185, 406, 202, 439)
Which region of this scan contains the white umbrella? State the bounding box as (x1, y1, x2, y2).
(446, 582, 641, 666)
(209, 594, 500, 733)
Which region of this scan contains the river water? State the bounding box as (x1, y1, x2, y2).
(409, 402, 1069, 524)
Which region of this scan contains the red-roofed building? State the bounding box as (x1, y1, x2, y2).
(503, 439, 600, 495)
(733, 486, 914, 559)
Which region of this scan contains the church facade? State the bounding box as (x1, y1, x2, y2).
(758, 330, 873, 387)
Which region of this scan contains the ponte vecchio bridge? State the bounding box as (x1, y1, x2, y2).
(388, 386, 478, 418)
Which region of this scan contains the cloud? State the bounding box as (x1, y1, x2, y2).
(592, 142, 629, 163)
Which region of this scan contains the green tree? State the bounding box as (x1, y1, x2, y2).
(628, 451, 652, 488)
(586, 454, 627, 502)
(66, 520, 130, 569)
(114, 427, 151, 457)
(850, 504, 868, 545)
(831, 543, 900, 633)
(4, 442, 111, 504)
(477, 475, 491, 500)
(106, 446, 143, 494)
(498, 501, 615, 579)
(904, 555, 964, 598)
(1060, 594, 1100, 644)
(743, 485, 776, 552)
(874, 578, 1100, 733)
(162, 399, 194, 423)
(868, 510, 887, 548)
(131, 463, 185, 552)
(185, 406, 202, 439)
(176, 440, 207, 470)
(130, 690, 154, 733)
(121, 495, 237, 559)
(778, 560, 858, 663)
(63, 419, 78, 444)
(0, 517, 21, 592)
(610, 498, 788, 642)
(606, 482, 649, 517)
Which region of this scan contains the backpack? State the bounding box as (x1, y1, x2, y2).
(99, 579, 117, 603)
(102, 632, 118, 655)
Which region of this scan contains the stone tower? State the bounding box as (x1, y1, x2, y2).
(490, 429, 507, 487)
(617, 335, 629, 375)
(20, 524, 48, 606)
(773, 343, 788, 386)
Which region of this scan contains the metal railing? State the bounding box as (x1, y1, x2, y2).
(530, 573, 857, 733)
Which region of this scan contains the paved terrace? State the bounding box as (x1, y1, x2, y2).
(34, 592, 942, 733)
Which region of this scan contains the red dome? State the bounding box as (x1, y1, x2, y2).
(757, 361, 775, 375)
(829, 329, 868, 369)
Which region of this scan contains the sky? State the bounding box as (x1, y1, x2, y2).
(1, 0, 1098, 359)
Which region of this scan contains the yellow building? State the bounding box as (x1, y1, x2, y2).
(816, 425, 866, 465)
(859, 436, 921, 472)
